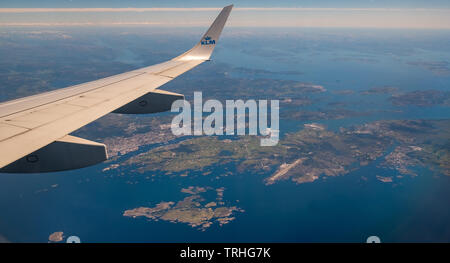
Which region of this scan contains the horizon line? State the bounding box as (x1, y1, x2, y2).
(1, 23, 450, 29)
(1, 7, 450, 13)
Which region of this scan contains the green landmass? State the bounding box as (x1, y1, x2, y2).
(123, 187, 243, 230)
(109, 119, 449, 184)
(390, 90, 450, 107)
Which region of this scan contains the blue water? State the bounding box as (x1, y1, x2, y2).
(1, 158, 448, 242)
(0, 27, 449, 242)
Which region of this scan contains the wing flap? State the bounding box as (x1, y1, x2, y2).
(5, 111, 65, 129)
(0, 124, 29, 141)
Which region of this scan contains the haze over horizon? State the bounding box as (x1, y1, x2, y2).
(1, 0, 450, 29)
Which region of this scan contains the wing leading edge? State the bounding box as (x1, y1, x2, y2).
(0, 5, 233, 172)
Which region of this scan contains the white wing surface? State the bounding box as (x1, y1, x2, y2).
(0, 5, 233, 172)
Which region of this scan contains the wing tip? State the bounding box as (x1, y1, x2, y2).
(173, 4, 233, 61)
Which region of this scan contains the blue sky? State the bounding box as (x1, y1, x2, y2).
(2, 0, 450, 8)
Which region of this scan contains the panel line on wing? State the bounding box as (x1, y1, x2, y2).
(0, 72, 148, 119)
(0, 123, 30, 142)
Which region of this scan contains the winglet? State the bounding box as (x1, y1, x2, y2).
(173, 5, 233, 61)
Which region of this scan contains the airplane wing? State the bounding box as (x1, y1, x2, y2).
(0, 5, 233, 173)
